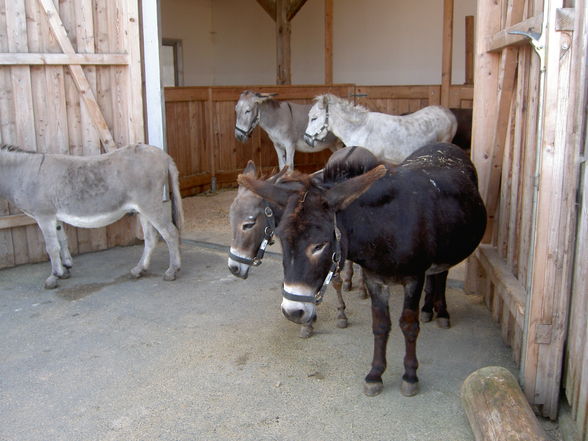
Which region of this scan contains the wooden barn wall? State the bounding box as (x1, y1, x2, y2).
(164, 84, 473, 196)
(466, 0, 587, 431)
(0, 0, 144, 270)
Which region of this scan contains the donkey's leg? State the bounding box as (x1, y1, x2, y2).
(147, 216, 181, 281)
(431, 271, 450, 328)
(284, 144, 295, 170)
(399, 276, 424, 397)
(36, 217, 66, 289)
(421, 276, 435, 322)
(130, 215, 159, 279)
(56, 222, 73, 273)
(363, 273, 391, 397)
(331, 273, 348, 328)
(342, 260, 353, 291)
(274, 145, 287, 170)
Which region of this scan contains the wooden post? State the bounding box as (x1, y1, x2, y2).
(462, 366, 550, 441)
(324, 0, 333, 84)
(441, 0, 453, 107)
(465, 16, 474, 85)
(276, 0, 291, 84)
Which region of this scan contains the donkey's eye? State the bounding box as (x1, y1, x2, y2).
(311, 242, 327, 255)
(242, 221, 256, 231)
(245, 109, 251, 114)
(310, 116, 317, 122)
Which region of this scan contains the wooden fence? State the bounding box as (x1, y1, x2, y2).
(164, 84, 473, 196)
(465, 0, 587, 434)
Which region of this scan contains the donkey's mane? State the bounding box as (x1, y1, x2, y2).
(317, 93, 370, 115)
(0, 144, 37, 154)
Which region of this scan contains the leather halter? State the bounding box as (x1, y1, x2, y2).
(282, 214, 342, 305)
(228, 202, 275, 267)
(235, 107, 260, 138)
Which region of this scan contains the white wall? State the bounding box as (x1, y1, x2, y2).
(160, 0, 476, 86)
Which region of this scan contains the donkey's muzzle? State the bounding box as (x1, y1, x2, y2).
(235, 129, 251, 143)
(304, 133, 316, 147)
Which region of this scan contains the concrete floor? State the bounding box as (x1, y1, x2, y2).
(0, 194, 562, 440)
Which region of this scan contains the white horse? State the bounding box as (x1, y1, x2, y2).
(304, 94, 458, 164)
(234, 90, 343, 170)
(0, 144, 183, 289)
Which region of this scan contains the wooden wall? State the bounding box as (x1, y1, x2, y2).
(0, 0, 144, 269)
(466, 0, 587, 433)
(164, 83, 473, 196)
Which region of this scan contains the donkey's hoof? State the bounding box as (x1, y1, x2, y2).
(437, 317, 451, 329)
(299, 324, 313, 339)
(421, 311, 433, 322)
(400, 380, 419, 397)
(364, 381, 384, 397)
(44, 276, 59, 290)
(336, 317, 348, 328)
(163, 271, 177, 281)
(130, 267, 144, 279)
(60, 268, 71, 279)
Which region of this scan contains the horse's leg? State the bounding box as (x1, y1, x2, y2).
(146, 216, 181, 281)
(331, 273, 348, 328)
(342, 260, 353, 291)
(421, 276, 434, 322)
(36, 217, 66, 289)
(399, 276, 424, 397)
(363, 273, 391, 397)
(130, 215, 158, 278)
(56, 222, 72, 277)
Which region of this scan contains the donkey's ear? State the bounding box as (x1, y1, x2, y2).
(242, 160, 257, 177)
(237, 174, 293, 208)
(268, 165, 289, 183)
(325, 165, 387, 210)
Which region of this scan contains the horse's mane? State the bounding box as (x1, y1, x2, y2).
(0, 144, 36, 154)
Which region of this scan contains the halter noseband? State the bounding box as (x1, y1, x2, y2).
(235, 107, 260, 138)
(282, 214, 342, 305)
(228, 202, 275, 267)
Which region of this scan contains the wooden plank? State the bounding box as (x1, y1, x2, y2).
(0, 214, 36, 229)
(486, 14, 543, 53)
(465, 16, 474, 85)
(0, 53, 129, 65)
(287, 0, 308, 20)
(37, 0, 116, 152)
(256, 0, 276, 20)
(441, 0, 454, 107)
(324, 0, 333, 85)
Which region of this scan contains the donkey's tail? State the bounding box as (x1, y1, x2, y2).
(168, 157, 184, 232)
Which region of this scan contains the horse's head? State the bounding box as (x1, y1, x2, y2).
(238, 165, 386, 326)
(228, 161, 288, 279)
(304, 95, 330, 147)
(234, 91, 276, 142)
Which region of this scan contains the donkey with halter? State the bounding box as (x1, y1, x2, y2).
(0, 144, 183, 289)
(228, 163, 349, 338)
(235, 90, 343, 170)
(238, 144, 486, 397)
(304, 94, 457, 164)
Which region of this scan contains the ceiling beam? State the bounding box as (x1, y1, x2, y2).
(256, 0, 309, 22)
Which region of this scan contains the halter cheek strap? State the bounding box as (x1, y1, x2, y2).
(282, 214, 342, 305)
(304, 102, 329, 142)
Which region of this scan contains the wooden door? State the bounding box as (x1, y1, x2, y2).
(0, 0, 144, 268)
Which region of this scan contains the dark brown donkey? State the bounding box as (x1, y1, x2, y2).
(238, 143, 486, 397)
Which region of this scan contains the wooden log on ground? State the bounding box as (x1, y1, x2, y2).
(461, 366, 550, 441)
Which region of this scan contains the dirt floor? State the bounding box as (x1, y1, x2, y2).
(0, 190, 563, 441)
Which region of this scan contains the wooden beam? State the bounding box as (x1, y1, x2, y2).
(465, 16, 474, 85)
(36, 0, 116, 152)
(276, 0, 291, 84)
(256, 0, 276, 20)
(0, 214, 36, 230)
(440, 0, 454, 107)
(0, 53, 129, 65)
(324, 0, 333, 84)
(287, 0, 308, 21)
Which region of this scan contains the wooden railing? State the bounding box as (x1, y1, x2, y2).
(164, 84, 473, 196)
